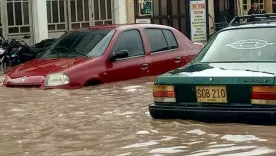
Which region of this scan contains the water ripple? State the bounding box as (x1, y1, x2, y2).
(0, 77, 275, 155)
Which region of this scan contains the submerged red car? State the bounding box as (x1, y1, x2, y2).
(0, 24, 203, 89)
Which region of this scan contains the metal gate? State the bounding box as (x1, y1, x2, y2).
(93, 0, 113, 25)
(47, 0, 68, 38)
(1, 0, 33, 44)
(151, 0, 189, 36)
(68, 0, 92, 30)
(47, 0, 114, 38)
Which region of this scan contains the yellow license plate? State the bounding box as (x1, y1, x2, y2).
(196, 86, 227, 103)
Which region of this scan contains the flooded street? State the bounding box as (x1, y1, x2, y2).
(0, 77, 276, 156)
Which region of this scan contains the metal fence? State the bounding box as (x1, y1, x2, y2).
(46, 0, 114, 34)
(1, 0, 33, 44)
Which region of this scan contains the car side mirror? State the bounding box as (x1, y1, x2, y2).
(110, 50, 129, 62)
(23, 35, 31, 39)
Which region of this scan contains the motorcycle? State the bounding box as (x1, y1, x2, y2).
(0, 36, 32, 67)
(0, 21, 56, 67)
(0, 35, 56, 68)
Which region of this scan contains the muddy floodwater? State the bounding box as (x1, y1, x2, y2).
(1, 77, 276, 156)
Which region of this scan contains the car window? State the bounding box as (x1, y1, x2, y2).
(112, 29, 145, 57)
(194, 28, 276, 62)
(162, 29, 178, 49)
(145, 29, 169, 53)
(88, 30, 115, 57)
(39, 29, 112, 58)
(54, 31, 83, 48)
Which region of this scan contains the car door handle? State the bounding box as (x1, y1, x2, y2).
(175, 57, 181, 63)
(141, 63, 148, 70)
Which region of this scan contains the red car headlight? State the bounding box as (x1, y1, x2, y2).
(44, 73, 70, 87)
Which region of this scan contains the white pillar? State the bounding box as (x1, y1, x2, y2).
(32, 0, 48, 43)
(114, 0, 127, 24)
(238, 0, 244, 15)
(208, 0, 215, 35)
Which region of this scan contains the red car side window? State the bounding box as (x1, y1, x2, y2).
(145, 29, 169, 53)
(162, 29, 178, 49)
(112, 29, 145, 58)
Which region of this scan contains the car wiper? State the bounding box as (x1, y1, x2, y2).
(54, 47, 89, 58)
(69, 48, 89, 58)
(47, 47, 61, 58)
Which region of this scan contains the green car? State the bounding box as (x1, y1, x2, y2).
(149, 14, 276, 123)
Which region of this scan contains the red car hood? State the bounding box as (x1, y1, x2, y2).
(7, 58, 88, 78)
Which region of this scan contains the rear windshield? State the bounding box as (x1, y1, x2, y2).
(194, 28, 276, 62)
(39, 29, 114, 58)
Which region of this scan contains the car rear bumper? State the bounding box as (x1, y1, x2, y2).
(149, 103, 276, 124)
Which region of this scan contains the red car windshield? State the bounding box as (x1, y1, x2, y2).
(39, 29, 115, 58)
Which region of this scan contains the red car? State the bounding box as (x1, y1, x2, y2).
(0, 24, 203, 89)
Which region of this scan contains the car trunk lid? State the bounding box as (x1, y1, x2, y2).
(156, 63, 276, 104)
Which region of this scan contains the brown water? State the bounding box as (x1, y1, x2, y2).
(0, 77, 276, 156)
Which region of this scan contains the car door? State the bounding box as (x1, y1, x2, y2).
(145, 28, 187, 76)
(105, 29, 150, 82)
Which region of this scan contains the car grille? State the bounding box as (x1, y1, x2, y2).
(175, 84, 252, 104)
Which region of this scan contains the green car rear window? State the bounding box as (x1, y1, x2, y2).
(194, 27, 276, 62)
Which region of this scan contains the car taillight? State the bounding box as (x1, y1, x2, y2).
(152, 85, 176, 103)
(251, 86, 276, 104)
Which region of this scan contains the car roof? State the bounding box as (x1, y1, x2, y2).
(62, 24, 178, 36)
(89, 24, 122, 30)
(85, 23, 176, 31)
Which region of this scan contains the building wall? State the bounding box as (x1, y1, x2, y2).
(114, 0, 127, 24)
(264, 0, 273, 13)
(208, 0, 215, 35)
(33, 0, 48, 44)
(132, 0, 210, 40)
(1, 0, 129, 44)
(126, 0, 135, 24)
(1, 0, 34, 44)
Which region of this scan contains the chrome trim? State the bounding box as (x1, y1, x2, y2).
(150, 48, 179, 55)
(115, 55, 145, 61)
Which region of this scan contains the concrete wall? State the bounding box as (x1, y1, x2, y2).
(208, 0, 215, 35)
(264, 0, 273, 13)
(114, 0, 127, 24)
(33, 0, 48, 43)
(126, 0, 135, 24)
